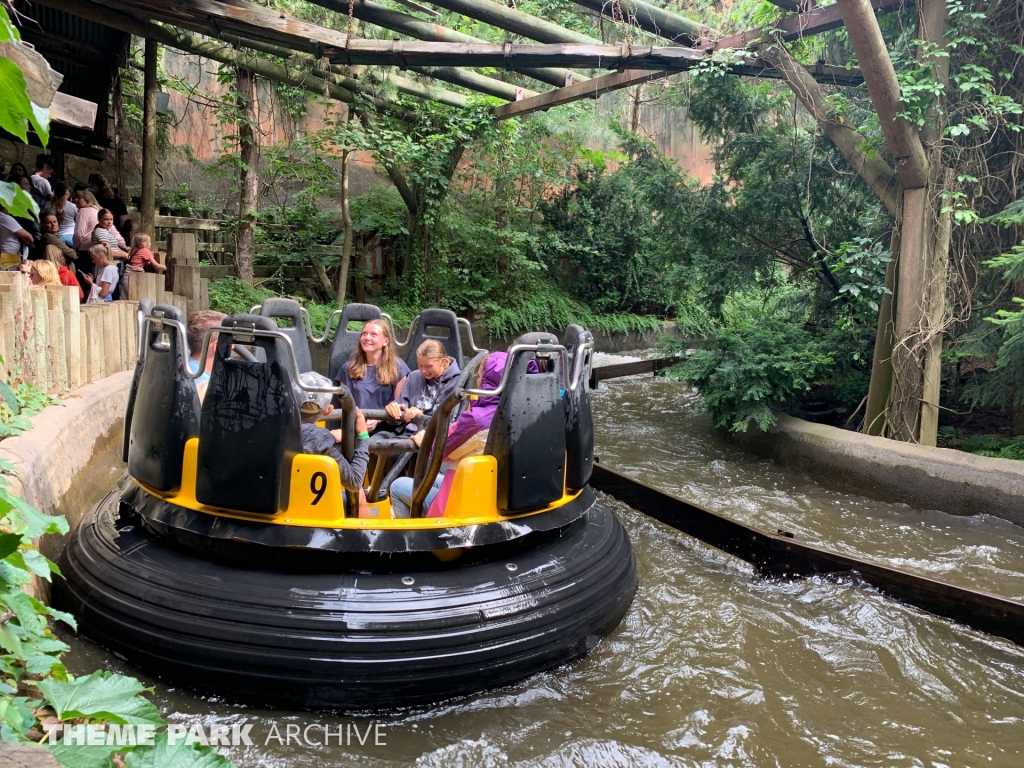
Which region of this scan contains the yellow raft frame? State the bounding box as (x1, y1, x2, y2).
(139, 438, 582, 530)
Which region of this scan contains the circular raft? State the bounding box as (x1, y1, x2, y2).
(55, 493, 637, 710)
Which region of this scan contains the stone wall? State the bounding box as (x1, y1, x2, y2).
(733, 413, 1024, 526)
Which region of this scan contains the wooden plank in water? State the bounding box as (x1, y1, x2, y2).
(589, 357, 677, 389)
(591, 462, 1024, 647)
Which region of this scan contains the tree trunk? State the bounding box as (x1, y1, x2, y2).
(918, 170, 954, 445)
(763, 45, 902, 218)
(864, 228, 900, 435)
(336, 146, 354, 306)
(234, 67, 257, 284)
(139, 38, 159, 237)
(630, 84, 644, 134)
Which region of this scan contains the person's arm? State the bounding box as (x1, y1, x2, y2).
(113, 229, 126, 249)
(98, 279, 112, 299)
(392, 375, 407, 402)
(13, 228, 32, 246)
(58, 238, 76, 262)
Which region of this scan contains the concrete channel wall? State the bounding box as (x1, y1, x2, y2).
(734, 413, 1024, 527)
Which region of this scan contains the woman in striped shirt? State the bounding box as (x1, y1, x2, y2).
(91, 208, 129, 262)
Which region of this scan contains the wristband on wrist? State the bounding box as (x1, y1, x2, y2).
(357, 431, 370, 440)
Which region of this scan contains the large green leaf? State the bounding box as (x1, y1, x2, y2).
(0, 532, 22, 560)
(0, 178, 36, 219)
(0, 56, 33, 143)
(48, 740, 123, 768)
(0, 379, 19, 415)
(39, 672, 164, 726)
(125, 734, 233, 768)
(0, 6, 20, 44)
(2, 495, 69, 538)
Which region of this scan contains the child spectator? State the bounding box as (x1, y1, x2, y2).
(81, 243, 118, 302)
(384, 339, 460, 435)
(125, 234, 166, 273)
(295, 371, 371, 492)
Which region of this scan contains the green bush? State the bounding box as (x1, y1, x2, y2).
(671, 317, 835, 432)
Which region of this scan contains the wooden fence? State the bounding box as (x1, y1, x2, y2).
(122, 232, 210, 318)
(0, 273, 138, 394)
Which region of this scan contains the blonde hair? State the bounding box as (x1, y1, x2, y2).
(75, 189, 100, 209)
(89, 243, 114, 266)
(347, 319, 400, 385)
(30, 260, 61, 287)
(131, 233, 151, 250)
(43, 244, 66, 268)
(416, 339, 452, 373)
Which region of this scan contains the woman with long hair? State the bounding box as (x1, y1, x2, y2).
(384, 338, 460, 436)
(51, 181, 76, 247)
(334, 319, 409, 428)
(72, 189, 101, 251)
(81, 243, 119, 302)
(40, 214, 83, 299)
(29, 260, 61, 288)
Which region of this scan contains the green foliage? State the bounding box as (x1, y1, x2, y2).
(484, 281, 659, 340)
(537, 129, 693, 316)
(0, 431, 231, 766)
(0, 378, 61, 441)
(0, 5, 43, 220)
(671, 315, 836, 433)
(156, 185, 217, 218)
(207, 278, 276, 316)
(350, 186, 408, 238)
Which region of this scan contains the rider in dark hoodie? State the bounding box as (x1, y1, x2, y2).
(384, 339, 461, 436)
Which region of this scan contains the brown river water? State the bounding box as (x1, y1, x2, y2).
(60, 353, 1024, 766)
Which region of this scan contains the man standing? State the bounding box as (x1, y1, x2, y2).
(30, 155, 54, 202)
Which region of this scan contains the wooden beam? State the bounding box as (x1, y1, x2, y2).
(312, 0, 585, 87)
(325, 40, 708, 70)
(496, 69, 673, 119)
(711, 0, 905, 51)
(49, 92, 98, 130)
(567, 0, 711, 44)
(836, 0, 928, 189)
(0, 39, 63, 106)
(410, 66, 537, 101)
(426, 0, 600, 44)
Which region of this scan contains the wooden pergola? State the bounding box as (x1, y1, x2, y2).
(25, 0, 904, 231)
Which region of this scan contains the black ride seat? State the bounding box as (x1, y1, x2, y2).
(126, 304, 200, 492)
(328, 303, 382, 379)
(195, 315, 303, 515)
(485, 349, 566, 512)
(259, 298, 313, 374)
(562, 325, 594, 492)
(122, 297, 155, 463)
(405, 309, 463, 369)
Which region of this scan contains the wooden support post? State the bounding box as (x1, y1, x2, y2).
(30, 291, 50, 392)
(80, 307, 104, 384)
(864, 229, 899, 436)
(101, 304, 119, 379)
(235, 66, 257, 284)
(139, 38, 158, 237)
(44, 287, 68, 393)
(199, 278, 209, 310)
(64, 286, 82, 390)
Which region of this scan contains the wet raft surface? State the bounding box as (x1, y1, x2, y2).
(61, 360, 1024, 766)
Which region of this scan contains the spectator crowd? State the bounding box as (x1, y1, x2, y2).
(1, 153, 161, 303)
